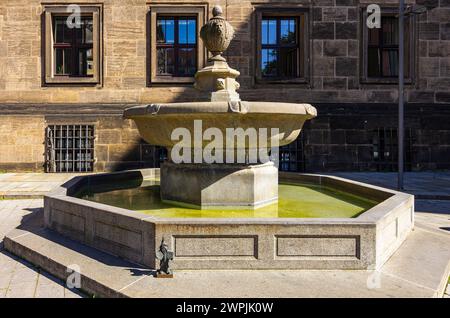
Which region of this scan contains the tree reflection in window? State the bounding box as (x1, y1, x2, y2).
(261, 17, 299, 78)
(156, 17, 197, 77)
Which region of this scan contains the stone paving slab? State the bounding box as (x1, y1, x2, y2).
(0, 173, 80, 198)
(4, 227, 150, 298)
(331, 172, 450, 200)
(0, 199, 83, 298)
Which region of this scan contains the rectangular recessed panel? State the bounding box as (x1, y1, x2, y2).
(50, 209, 85, 234)
(174, 236, 257, 257)
(94, 221, 142, 253)
(276, 236, 358, 257)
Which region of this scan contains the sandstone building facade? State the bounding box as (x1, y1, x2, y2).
(0, 0, 449, 172)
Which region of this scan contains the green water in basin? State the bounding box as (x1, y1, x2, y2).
(75, 179, 378, 218)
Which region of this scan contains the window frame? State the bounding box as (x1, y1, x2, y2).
(148, 5, 207, 85)
(43, 5, 102, 86)
(360, 6, 416, 85)
(255, 7, 310, 85)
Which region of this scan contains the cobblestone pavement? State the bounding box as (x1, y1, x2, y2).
(0, 199, 84, 298)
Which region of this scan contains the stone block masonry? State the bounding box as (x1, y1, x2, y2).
(1, 0, 450, 172)
(0, 0, 448, 104)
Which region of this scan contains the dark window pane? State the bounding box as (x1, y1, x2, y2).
(279, 47, 298, 77)
(178, 48, 196, 76)
(368, 47, 380, 77)
(382, 17, 398, 45)
(55, 48, 71, 75)
(83, 18, 93, 44)
(157, 47, 174, 75)
(55, 19, 64, 43)
(75, 48, 93, 76)
(366, 15, 411, 79)
(55, 48, 63, 74)
(54, 18, 71, 43)
(261, 48, 277, 76)
(280, 19, 296, 44)
(368, 28, 379, 46)
(381, 49, 398, 76)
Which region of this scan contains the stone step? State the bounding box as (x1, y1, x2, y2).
(3, 228, 153, 298)
(4, 224, 450, 298)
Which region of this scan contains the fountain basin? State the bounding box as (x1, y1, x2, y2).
(123, 101, 317, 149)
(44, 169, 414, 270)
(124, 101, 317, 208)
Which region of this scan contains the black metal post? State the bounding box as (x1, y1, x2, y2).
(398, 0, 405, 190)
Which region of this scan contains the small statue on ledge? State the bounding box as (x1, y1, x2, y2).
(156, 237, 174, 278)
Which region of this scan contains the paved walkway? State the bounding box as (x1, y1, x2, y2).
(0, 173, 77, 198)
(331, 172, 450, 200)
(0, 172, 449, 297)
(0, 199, 83, 298)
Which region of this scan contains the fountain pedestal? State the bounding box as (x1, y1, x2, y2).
(160, 161, 278, 208)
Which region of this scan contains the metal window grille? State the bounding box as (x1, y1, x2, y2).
(45, 125, 95, 173)
(372, 127, 412, 172)
(279, 133, 306, 172)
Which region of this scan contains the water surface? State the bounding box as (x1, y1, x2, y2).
(75, 179, 378, 218)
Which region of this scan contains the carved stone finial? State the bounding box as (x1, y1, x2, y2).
(195, 5, 240, 102)
(200, 5, 234, 61)
(212, 5, 223, 17)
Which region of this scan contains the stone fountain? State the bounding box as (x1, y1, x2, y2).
(11, 6, 413, 281)
(123, 6, 317, 208)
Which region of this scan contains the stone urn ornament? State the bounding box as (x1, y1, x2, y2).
(200, 5, 234, 62)
(195, 5, 240, 102)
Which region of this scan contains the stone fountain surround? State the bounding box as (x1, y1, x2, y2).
(42, 168, 414, 270)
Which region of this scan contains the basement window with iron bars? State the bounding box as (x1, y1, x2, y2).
(45, 125, 95, 173)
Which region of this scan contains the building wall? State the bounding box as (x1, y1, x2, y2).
(0, 0, 449, 104)
(0, 0, 449, 172)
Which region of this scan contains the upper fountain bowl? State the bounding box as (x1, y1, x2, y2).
(123, 101, 317, 150)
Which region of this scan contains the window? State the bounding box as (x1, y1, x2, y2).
(45, 125, 95, 173)
(255, 9, 309, 84)
(372, 128, 412, 171)
(362, 9, 415, 83)
(44, 6, 102, 85)
(149, 6, 206, 84)
(156, 17, 197, 76)
(279, 134, 306, 172)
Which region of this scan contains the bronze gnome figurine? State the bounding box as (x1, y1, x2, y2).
(156, 237, 174, 277)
